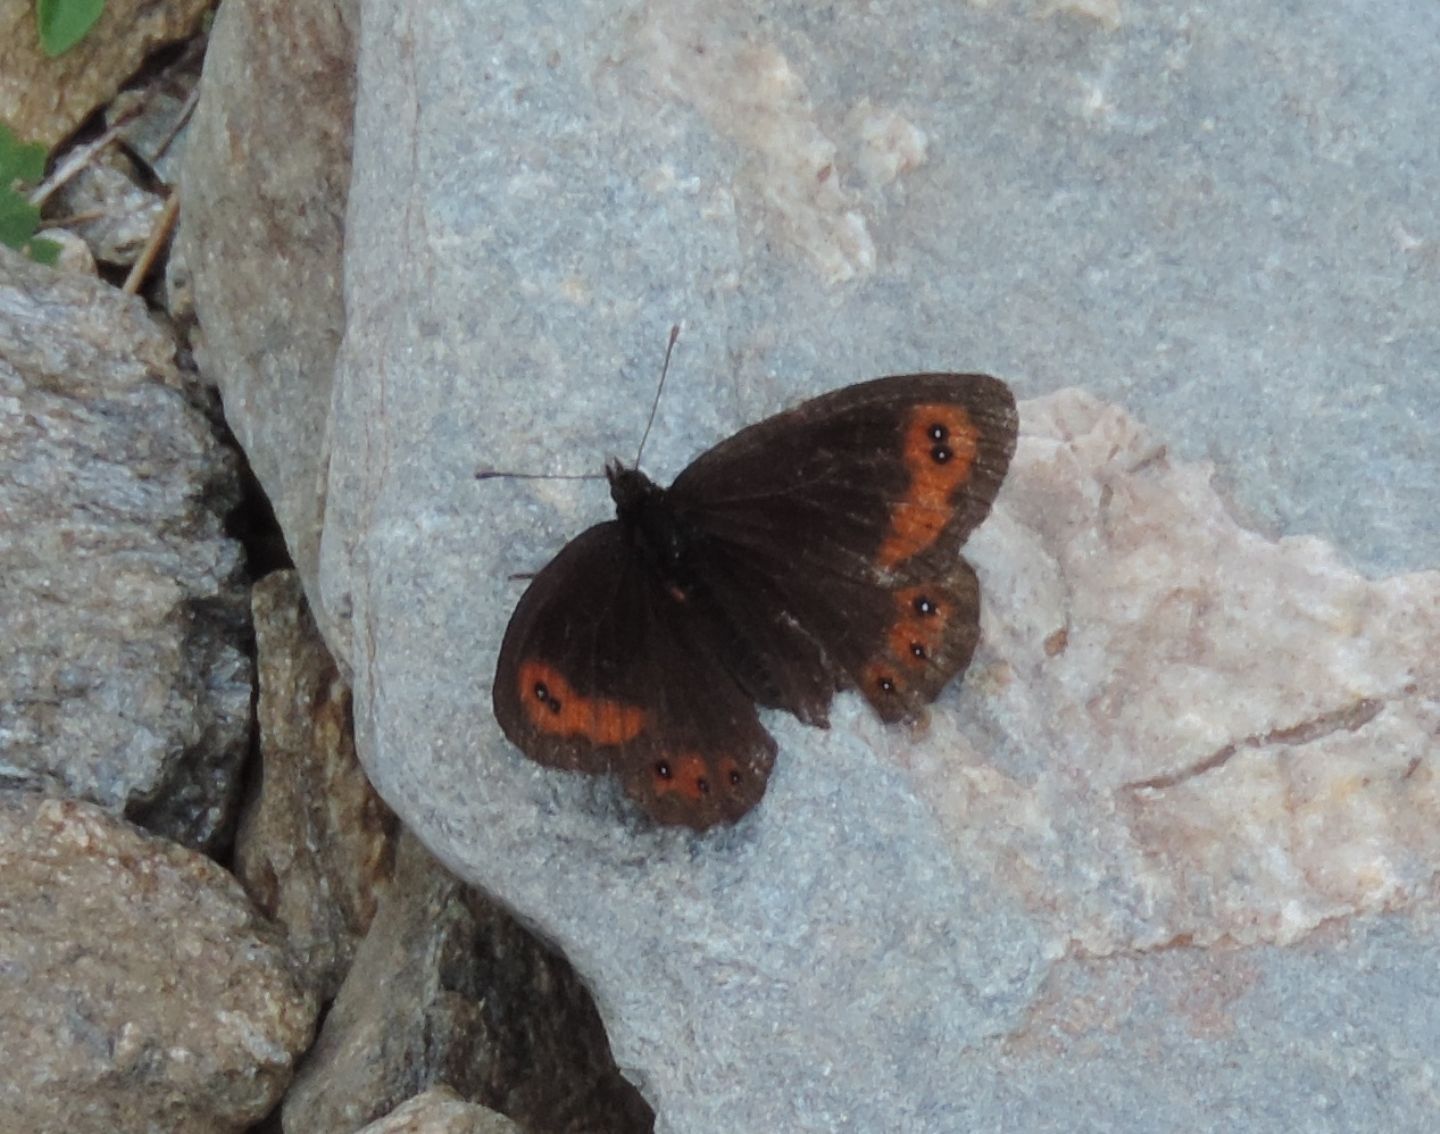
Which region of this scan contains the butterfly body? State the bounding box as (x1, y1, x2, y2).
(606, 461, 703, 598)
(493, 373, 1018, 829)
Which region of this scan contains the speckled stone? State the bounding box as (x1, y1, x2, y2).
(355, 1087, 525, 1134)
(0, 792, 316, 1133)
(235, 569, 397, 1002)
(178, 0, 1440, 1128)
(0, 244, 250, 851)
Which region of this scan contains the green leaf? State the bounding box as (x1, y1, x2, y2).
(26, 235, 62, 265)
(36, 0, 107, 57)
(0, 120, 47, 183)
(0, 120, 56, 263)
(0, 190, 42, 250)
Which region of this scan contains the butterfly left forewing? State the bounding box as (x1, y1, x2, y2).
(494, 523, 648, 775)
(494, 522, 777, 828)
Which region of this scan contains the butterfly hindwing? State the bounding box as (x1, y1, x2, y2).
(851, 558, 984, 723)
(493, 522, 776, 828)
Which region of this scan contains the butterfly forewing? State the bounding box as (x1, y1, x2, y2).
(669, 373, 1016, 720)
(493, 523, 776, 828)
(494, 524, 643, 774)
(670, 374, 1015, 580)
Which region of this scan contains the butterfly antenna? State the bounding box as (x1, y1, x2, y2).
(475, 325, 680, 480)
(633, 323, 680, 469)
(473, 469, 606, 481)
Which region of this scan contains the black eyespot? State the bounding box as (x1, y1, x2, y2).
(913, 595, 936, 616)
(656, 761, 672, 780)
(929, 422, 948, 442)
(729, 769, 742, 786)
(878, 675, 896, 693)
(696, 776, 710, 795)
(910, 642, 926, 659)
(931, 445, 951, 463)
(533, 682, 549, 702)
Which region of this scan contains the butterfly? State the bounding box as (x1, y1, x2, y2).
(492, 372, 1018, 829)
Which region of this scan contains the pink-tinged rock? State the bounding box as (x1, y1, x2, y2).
(918, 388, 1439, 953)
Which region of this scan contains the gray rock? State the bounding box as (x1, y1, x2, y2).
(50, 152, 167, 268)
(282, 831, 652, 1134)
(31, 226, 97, 276)
(179, 0, 1440, 1129)
(0, 791, 317, 1133)
(112, 86, 198, 186)
(0, 244, 250, 851)
(179, 0, 357, 652)
(235, 569, 398, 1003)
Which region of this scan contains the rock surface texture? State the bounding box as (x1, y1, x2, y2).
(235, 569, 397, 1002)
(354, 1086, 526, 1134)
(177, 0, 1439, 1130)
(0, 793, 316, 1133)
(0, 0, 212, 146)
(179, 0, 355, 646)
(0, 245, 251, 851)
(282, 830, 654, 1134)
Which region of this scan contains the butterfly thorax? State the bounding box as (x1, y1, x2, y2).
(607, 460, 699, 594)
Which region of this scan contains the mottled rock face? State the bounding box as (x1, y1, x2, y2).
(170, 0, 1439, 1129)
(48, 153, 167, 270)
(0, 245, 250, 851)
(355, 1087, 526, 1134)
(235, 569, 397, 1003)
(0, 792, 317, 1133)
(913, 390, 1440, 953)
(0, 0, 213, 147)
(281, 831, 653, 1134)
(178, 0, 356, 658)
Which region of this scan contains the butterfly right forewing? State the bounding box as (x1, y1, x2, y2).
(671, 374, 1015, 577)
(669, 373, 1017, 723)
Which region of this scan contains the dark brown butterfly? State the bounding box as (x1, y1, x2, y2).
(492, 373, 1018, 829)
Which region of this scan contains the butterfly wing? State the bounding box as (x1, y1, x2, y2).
(493, 522, 777, 828)
(667, 373, 1017, 723)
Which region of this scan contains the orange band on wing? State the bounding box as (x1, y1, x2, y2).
(875, 404, 979, 570)
(517, 659, 646, 744)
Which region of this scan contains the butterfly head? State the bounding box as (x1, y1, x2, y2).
(606, 459, 661, 522)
